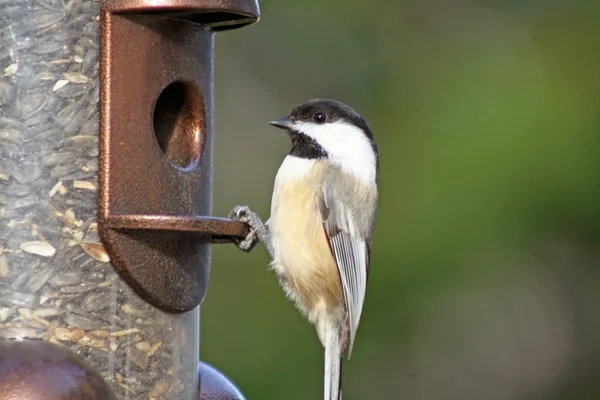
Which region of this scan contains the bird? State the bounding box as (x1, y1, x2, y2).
(229, 98, 379, 400)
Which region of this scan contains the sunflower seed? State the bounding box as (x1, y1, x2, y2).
(49, 272, 81, 286)
(63, 72, 88, 83)
(20, 241, 56, 257)
(52, 79, 69, 91)
(80, 242, 109, 263)
(0, 255, 9, 277)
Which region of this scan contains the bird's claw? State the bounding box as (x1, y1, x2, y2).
(228, 205, 262, 253)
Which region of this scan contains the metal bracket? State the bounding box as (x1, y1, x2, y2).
(98, 0, 258, 313)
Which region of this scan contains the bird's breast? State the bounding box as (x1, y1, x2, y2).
(269, 159, 343, 316)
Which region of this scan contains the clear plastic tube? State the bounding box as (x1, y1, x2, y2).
(0, 1, 199, 398)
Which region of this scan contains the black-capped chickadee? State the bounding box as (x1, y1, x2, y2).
(229, 98, 379, 400)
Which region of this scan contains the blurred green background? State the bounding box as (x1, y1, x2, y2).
(203, 1, 600, 399)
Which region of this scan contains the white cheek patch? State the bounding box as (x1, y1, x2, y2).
(294, 121, 377, 184)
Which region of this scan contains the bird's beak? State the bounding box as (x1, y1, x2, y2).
(269, 117, 293, 130)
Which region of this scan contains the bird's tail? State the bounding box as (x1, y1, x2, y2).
(324, 327, 343, 400)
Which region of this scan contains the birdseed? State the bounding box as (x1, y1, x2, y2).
(0, 1, 198, 398)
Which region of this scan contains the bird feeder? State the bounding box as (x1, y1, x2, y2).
(0, 0, 258, 398)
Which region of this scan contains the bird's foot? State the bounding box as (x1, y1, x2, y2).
(228, 205, 268, 253)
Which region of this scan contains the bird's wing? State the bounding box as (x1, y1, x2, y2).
(318, 177, 376, 357)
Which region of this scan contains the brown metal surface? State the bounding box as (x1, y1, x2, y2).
(105, 215, 249, 235)
(199, 362, 245, 400)
(0, 339, 116, 400)
(99, 2, 258, 313)
(102, 0, 260, 31)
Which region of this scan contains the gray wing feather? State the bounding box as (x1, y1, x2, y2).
(318, 174, 377, 357)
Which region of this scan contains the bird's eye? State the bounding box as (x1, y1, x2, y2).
(313, 112, 327, 124)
